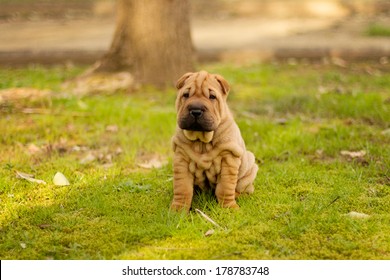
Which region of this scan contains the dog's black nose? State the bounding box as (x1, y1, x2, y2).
(190, 109, 203, 118)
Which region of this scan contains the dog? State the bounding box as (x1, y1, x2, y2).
(171, 71, 258, 212)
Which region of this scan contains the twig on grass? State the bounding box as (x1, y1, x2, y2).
(195, 208, 224, 229)
(317, 196, 341, 213)
(325, 196, 341, 208)
(16, 170, 47, 185)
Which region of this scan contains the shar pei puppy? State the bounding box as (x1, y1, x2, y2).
(171, 70, 258, 212)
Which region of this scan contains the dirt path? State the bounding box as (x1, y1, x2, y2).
(0, 2, 389, 65)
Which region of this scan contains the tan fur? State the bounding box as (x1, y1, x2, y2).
(183, 130, 214, 143)
(171, 71, 258, 212)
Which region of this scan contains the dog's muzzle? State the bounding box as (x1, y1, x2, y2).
(179, 103, 214, 132)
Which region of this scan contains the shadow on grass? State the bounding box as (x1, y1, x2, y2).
(0, 168, 180, 259)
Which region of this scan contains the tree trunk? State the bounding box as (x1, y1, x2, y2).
(92, 0, 194, 87)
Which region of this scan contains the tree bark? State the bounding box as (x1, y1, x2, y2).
(92, 0, 194, 87)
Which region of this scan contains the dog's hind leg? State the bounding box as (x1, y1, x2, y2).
(236, 151, 258, 194)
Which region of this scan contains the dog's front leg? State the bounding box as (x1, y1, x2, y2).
(216, 154, 240, 208)
(171, 153, 194, 212)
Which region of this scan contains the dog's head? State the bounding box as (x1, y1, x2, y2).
(175, 71, 230, 139)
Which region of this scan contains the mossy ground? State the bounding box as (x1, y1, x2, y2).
(0, 62, 389, 259)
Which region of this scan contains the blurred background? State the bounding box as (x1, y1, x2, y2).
(0, 0, 389, 66)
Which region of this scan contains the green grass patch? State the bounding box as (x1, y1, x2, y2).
(365, 23, 390, 37)
(0, 63, 389, 259)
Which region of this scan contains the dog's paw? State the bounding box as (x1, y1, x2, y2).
(222, 201, 240, 209)
(170, 202, 190, 213)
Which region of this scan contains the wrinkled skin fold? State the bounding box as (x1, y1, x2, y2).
(171, 71, 258, 212)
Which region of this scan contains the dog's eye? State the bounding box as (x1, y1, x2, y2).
(182, 92, 190, 98)
(209, 93, 216, 100)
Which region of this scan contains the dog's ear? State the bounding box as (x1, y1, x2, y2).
(176, 72, 193, 89)
(215, 74, 230, 95)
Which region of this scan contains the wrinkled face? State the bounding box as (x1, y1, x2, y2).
(175, 71, 230, 132)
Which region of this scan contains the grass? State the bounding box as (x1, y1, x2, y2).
(0, 62, 389, 260)
(366, 23, 390, 37)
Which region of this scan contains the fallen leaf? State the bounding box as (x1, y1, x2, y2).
(340, 150, 366, 159)
(53, 172, 70, 186)
(138, 158, 167, 169)
(38, 224, 51, 229)
(380, 56, 389, 65)
(331, 57, 348, 68)
(27, 143, 42, 155)
(381, 128, 390, 136)
(20, 242, 27, 249)
(100, 163, 114, 169)
(204, 229, 215, 237)
(344, 211, 370, 219)
(0, 87, 51, 104)
(137, 154, 167, 169)
(318, 85, 348, 95)
(21, 108, 52, 114)
(62, 72, 134, 96)
(103, 153, 113, 163)
(16, 170, 47, 185)
(106, 125, 119, 133)
(115, 147, 123, 155)
(71, 145, 89, 152)
(80, 152, 96, 164)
